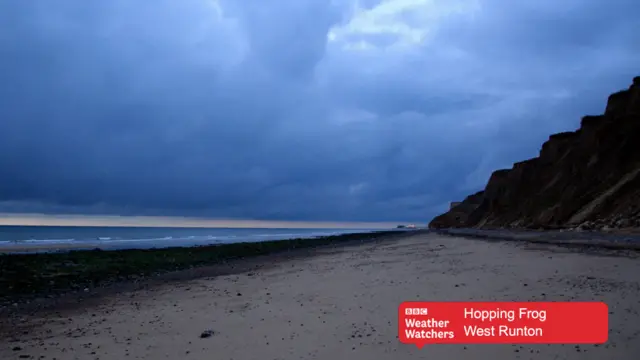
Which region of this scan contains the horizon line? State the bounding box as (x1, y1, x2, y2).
(0, 213, 412, 229)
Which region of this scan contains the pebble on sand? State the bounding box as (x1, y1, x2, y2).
(200, 330, 215, 338)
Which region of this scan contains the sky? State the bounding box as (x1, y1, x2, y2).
(1, 0, 639, 226)
(0, 213, 397, 229)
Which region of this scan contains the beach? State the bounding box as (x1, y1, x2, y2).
(2, 232, 640, 359)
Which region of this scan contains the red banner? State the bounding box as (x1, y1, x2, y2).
(398, 301, 608, 347)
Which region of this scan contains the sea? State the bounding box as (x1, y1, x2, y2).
(0, 225, 390, 252)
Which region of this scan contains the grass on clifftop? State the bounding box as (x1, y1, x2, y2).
(0, 230, 407, 302)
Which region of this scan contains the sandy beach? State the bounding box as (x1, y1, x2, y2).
(2, 233, 640, 360)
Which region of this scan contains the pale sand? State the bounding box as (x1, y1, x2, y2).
(2, 233, 640, 360)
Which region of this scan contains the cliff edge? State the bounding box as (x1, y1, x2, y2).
(430, 76, 640, 231)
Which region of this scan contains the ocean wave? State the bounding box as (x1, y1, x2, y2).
(0, 238, 78, 246)
(22, 238, 77, 244)
(0, 229, 379, 250)
(254, 233, 297, 237)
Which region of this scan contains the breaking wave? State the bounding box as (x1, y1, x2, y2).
(0, 228, 381, 251)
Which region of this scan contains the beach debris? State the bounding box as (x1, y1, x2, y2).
(200, 329, 215, 338)
(12, 346, 22, 351)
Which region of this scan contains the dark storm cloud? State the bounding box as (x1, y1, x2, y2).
(221, 0, 344, 79)
(1, 0, 639, 222)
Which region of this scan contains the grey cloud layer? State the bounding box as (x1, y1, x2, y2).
(1, 0, 639, 222)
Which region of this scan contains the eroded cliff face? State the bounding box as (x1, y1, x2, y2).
(430, 77, 640, 230)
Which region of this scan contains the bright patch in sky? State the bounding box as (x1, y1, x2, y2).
(329, 0, 479, 49)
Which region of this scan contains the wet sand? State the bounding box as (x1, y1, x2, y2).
(2, 233, 640, 360)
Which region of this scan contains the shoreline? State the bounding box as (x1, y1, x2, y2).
(0, 229, 420, 313)
(4, 227, 638, 314)
(0, 227, 400, 254)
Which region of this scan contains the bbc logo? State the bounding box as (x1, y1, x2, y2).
(405, 308, 428, 315)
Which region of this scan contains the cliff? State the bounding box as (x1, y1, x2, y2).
(430, 76, 640, 231)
